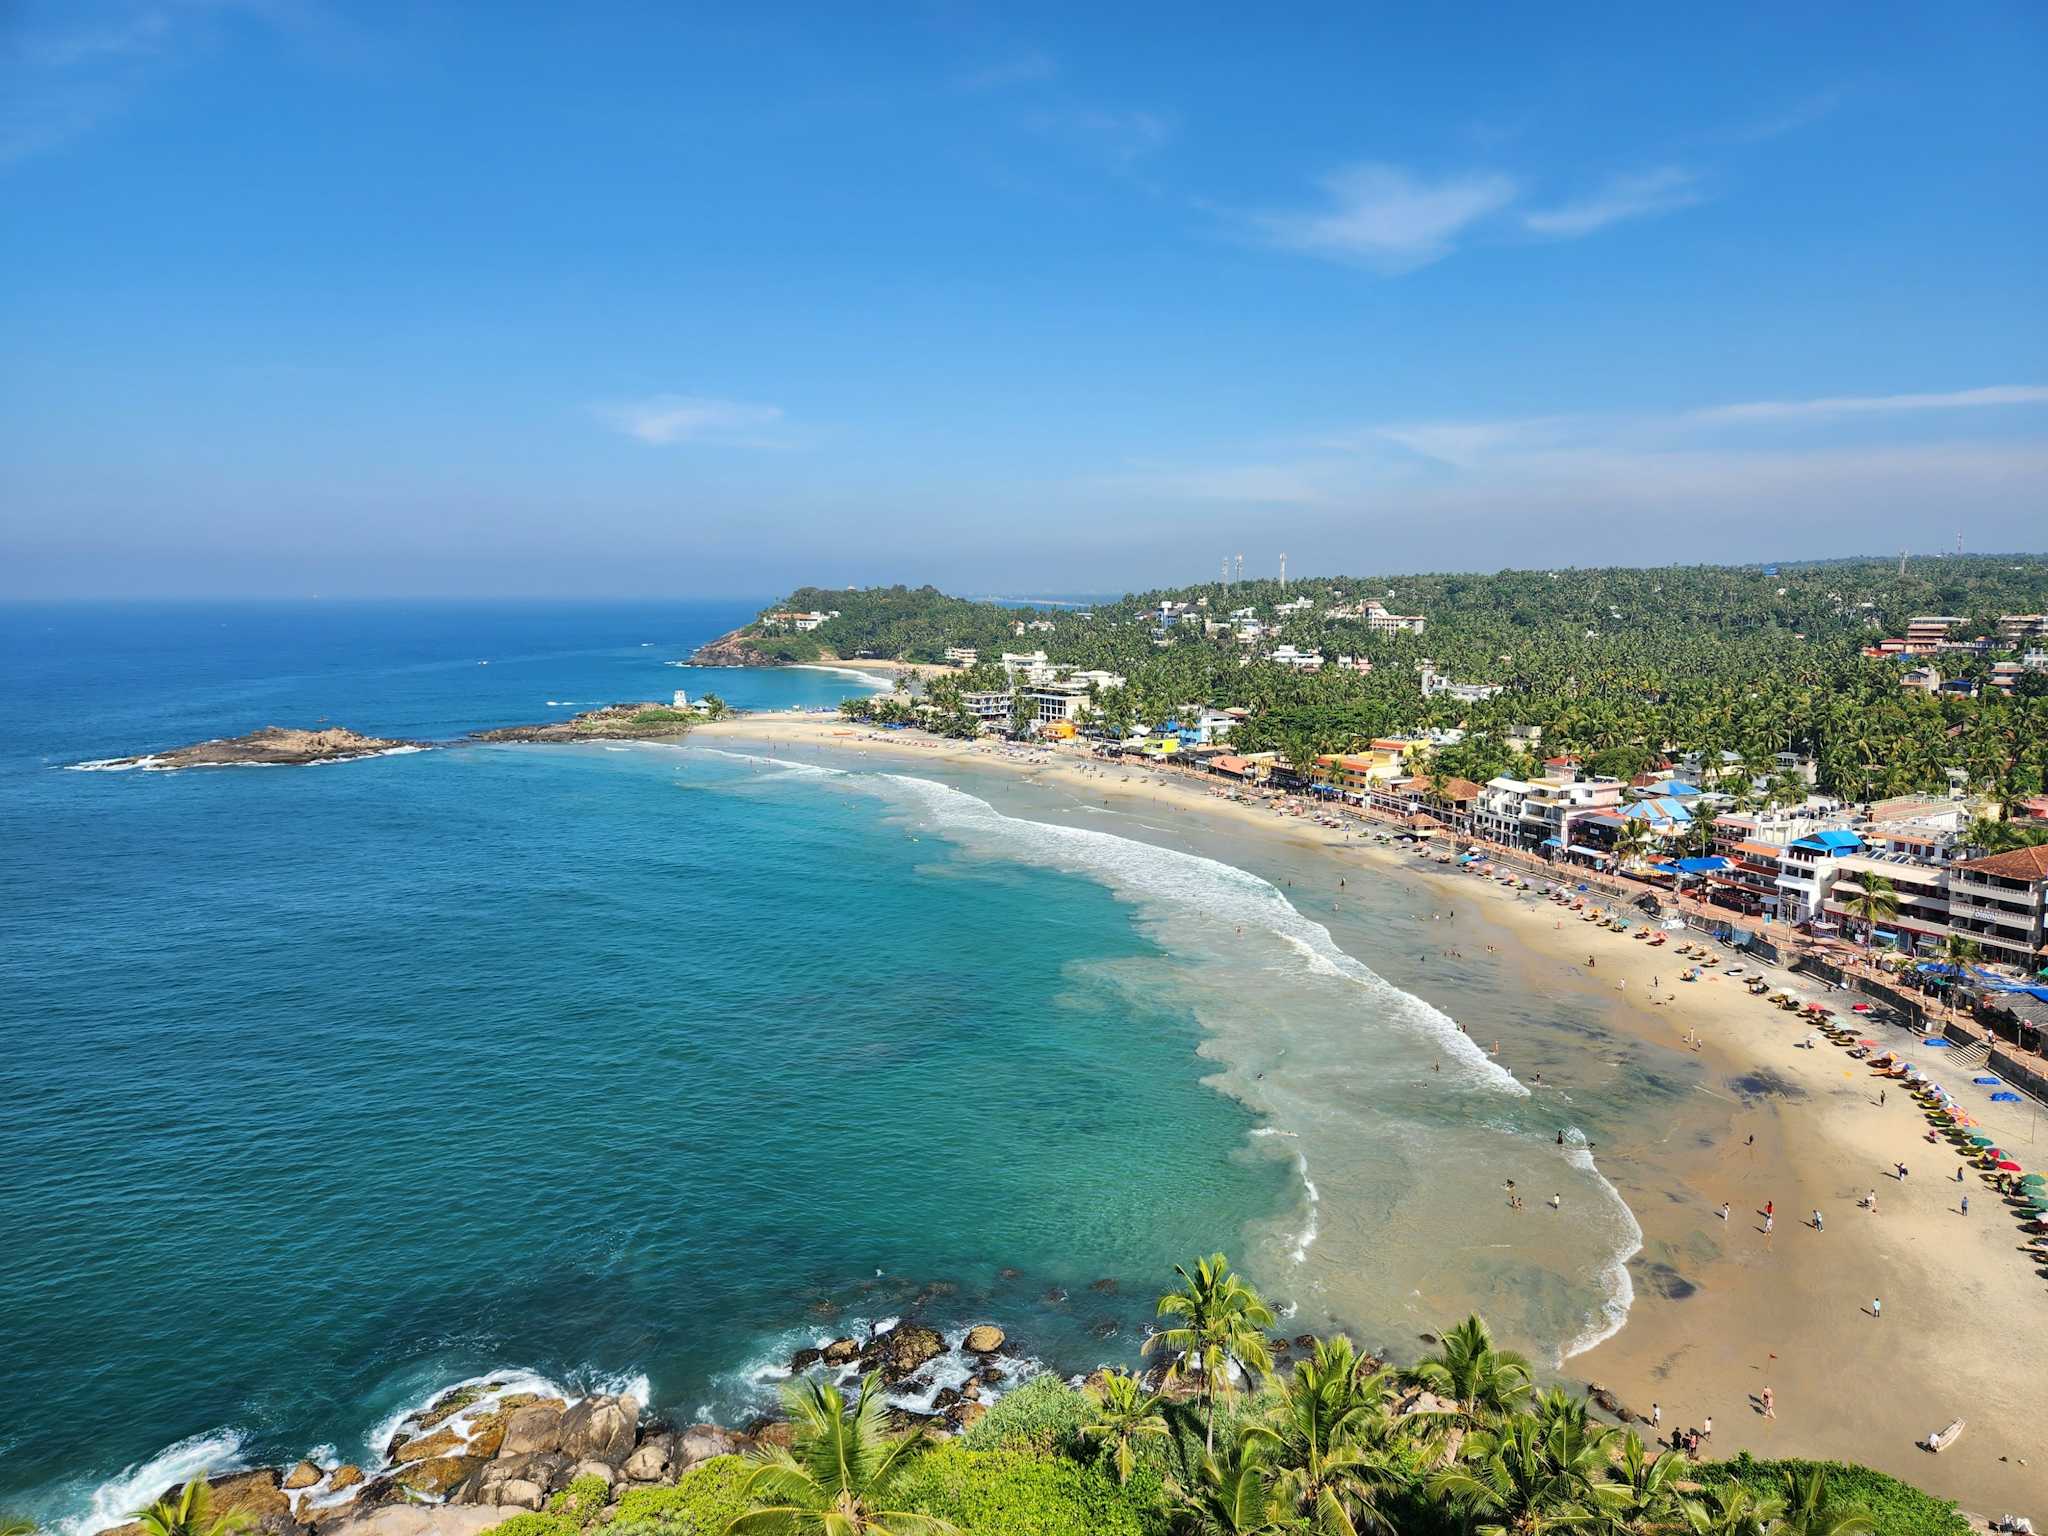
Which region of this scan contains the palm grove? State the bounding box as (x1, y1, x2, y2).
(760, 559, 2048, 830)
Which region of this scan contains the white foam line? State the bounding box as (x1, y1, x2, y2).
(1289, 1151, 1321, 1263)
(1557, 1130, 1643, 1363)
(54, 1429, 251, 1536)
(789, 664, 899, 693)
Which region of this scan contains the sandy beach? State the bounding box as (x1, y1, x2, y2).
(694, 712, 2047, 1508)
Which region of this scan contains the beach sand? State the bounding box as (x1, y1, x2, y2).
(693, 714, 2048, 1508)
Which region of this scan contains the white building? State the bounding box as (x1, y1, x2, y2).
(1477, 777, 1536, 846)
(1419, 660, 1503, 702)
(943, 647, 978, 666)
(1276, 596, 1315, 616)
(1268, 645, 1324, 671)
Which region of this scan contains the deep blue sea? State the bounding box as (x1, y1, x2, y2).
(2, 601, 1682, 1531)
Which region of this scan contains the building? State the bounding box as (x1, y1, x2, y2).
(1945, 844, 2048, 970)
(1363, 601, 1426, 635)
(1900, 665, 1942, 694)
(1823, 852, 1951, 952)
(1268, 644, 1324, 671)
(1476, 777, 1536, 846)
(1776, 829, 1864, 925)
(1905, 616, 1963, 654)
(1703, 839, 1787, 917)
(1276, 596, 1315, 616)
(999, 650, 1051, 679)
(959, 691, 1014, 728)
(1333, 654, 1373, 674)
(1521, 775, 1626, 855)
(1418, 659, 1503, 702)
(761, 609, 838, 631)
(1997, 614, 2048, 647)
(943, 647, 978, 666)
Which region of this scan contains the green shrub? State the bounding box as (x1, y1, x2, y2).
(958, 1376, 1092, 1456)
(546, 1476, 612, 1527)
(1696, 1456, 1969, 1536)
(603, 1457, 749, 1535)
(893, 1444, 1168, 1536)
(479, 1515, 577, 1536)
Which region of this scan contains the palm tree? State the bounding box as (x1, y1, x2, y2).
(1940, 934, 1981, 968)
(1776, 1466, 1875, 1536)
(1145, 1253, 1276, 1452)
(1181, 1435, 1288, 1536)
(1611, 817, 1654, 874)
(1845, 873, 1899, 948)
(3, 1520, 38, 1536)
(1079, 1370, 1167, 1486)
(1409, 1315, 1533, 1419)
(725, 1371, 955, 1536)
(132, 1478, 250, 1536)
(1607, 1432, 1684, 1531)
(1241, 1336, 1412, 1535)
(1682, 1483, 1786, 1536)
(1426, 1412, 1623, 1536)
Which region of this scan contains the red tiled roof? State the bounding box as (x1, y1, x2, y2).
(1957, 844, 2048, 881)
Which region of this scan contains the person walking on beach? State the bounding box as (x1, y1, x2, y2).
(1763, 1212, 1774, 1234)
(1761, 1387, 1775, 1419)
(1718, 1201, 1730, 1221)
(1650, 1402, 1661, 1430)
(1702, 1414, 1713, 1440)
(1872, 1296, 1882, 1319)
(1550, 1192, 1561, 1210)
(1961, 1193, 1969, 1216)
(1811, 1208, 1823, 1232)
(1880, 1089, 1886, 1107)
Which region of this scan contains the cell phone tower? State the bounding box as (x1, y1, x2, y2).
(1235, 553, 1244, 583)
(1279, 552, 1288, 590)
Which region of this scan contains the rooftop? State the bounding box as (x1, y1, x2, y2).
(1955, 844, 2048, 881)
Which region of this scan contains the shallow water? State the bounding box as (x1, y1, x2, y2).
(1, 603, 1668, 1528)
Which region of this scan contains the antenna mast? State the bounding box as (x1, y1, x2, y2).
(1279, 553, 1288, 591)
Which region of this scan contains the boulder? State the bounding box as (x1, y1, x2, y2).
(283, 1462, 325, 1492)
(931, 1387, 962, 1412)
(327, 1505, 531, 1536)
(558, 1395, 638, 1465)
(977, 1367, 1003, 1386)
(200, 1471, 292, 1530)
(961, 1325, 1005, 1354)
(393, 1458, 484, 1500)
(499, 1402, 565, 1458)
(820, 1338, 860, 1366)
(393, 1428, 463, 1466)
(860, 1324, 945, 1382)
(566, 1462, 616, 1489)
(948, 1402, 986, 1431)
(464, 1414, 507, 1460)
(750, 1422, 795, 1452)
(329, 1467, 365, 1493)
(621, 1435, 673, 1482)
(467, 1454, 566, 1508)
(498, 1482, 546, 1513)
(1293, 1335, 1316, 1350)
(676, 1424, 742, 1467)
(417, 1386, 490, 1431)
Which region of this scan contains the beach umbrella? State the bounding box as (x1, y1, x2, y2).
(1922, 1038, 1951, 1048)
(1996, 1159, 2024, 1172)
(1859, 1038, 1878, 1047)
(2019, 1172, 2046, 1187)
(1967, 1135, 1995, 1147)
(1852, 1002, 1873, 1013)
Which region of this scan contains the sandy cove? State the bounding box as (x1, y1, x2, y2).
(691, 715, 2046, 1510)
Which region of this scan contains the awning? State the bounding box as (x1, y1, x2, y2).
(1541, 837, 1563, 848)
(1567, 844, 1610, 858)
(1673, 856, 1728, 874)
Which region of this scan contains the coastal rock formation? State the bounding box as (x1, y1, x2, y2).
(689, 628, 784, 668)
(498, 1401, 566, 1456)
(106, 1469, 299, 1536)
(327, 1466, 365, 1493)
(675, 1424, 742, 1466)
(820, 1338, 860, 1365)
(392, 1428, 463, 1465)
(621, 1434, 673, 1481)
(557, 1394, 638, 1464)
(860, 1324, 946, 1381)
(473, 704, 698, 744)
(283, 1463, 324, 1491)
(84, 726, 422, 771)
(961, 1325, 1005, 1354)
(393, 1456, 483, 1499)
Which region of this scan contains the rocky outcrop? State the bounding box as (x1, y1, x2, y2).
(392, 1457, 483, 1499)
(961, 1325, 1005, 1354)
(473, 705, 697, 744)
(621, 1434, 673, 1482)
(328, 1466, 365, 1493)
(392, 1428, 463, 1465)
(283, 1463, 324, 1491)
(860, 1324, 946, 1382)
(498, 1401, 566, 1457)
(558, 1394, 638, 1464)
(820, 1338, 860, 1365)
(84, 727, 423, 772)
(675, 1424, 742, 1467)
(689, 629, 785, 668)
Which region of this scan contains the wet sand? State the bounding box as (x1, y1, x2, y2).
(694, 715, 2047, 1508)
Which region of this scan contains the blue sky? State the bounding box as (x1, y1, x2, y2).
(3, 2, 2045, 598)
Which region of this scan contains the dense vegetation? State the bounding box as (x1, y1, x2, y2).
(442, 1254, 1963, 1536)
(740, 559, 2048, 808)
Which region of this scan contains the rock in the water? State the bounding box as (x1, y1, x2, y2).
(417, 1387, 490, 1431)
(465, 1414, 507, 1460)
(790, 1348, 823, 1372)
(393, 1458, 483, 1499)
(621, 1435, 673, 1482)
(329, 1467, 365, 1493)
(558, 1395, 638, 1465)
(961, 1325, 1005, 1354)
(821, 1338, 860, 1366)
(676, 1424, 741, 1467)
(978, 1366, 1003, 1386)
(1088, 1278, 1119, 1294)
(1293, 1335, 1316, 1350)
(499, 1402, 565, 1458)
(283, 1462, 325, 1492)
(931, 1387, 962, 1412)
(948, 1401, 986, 1430)
(1270, 1337, 1292, 1353)
(1042, 1288, 1067, 1304)
(997, 1267, 1021, 1281)
(860, 1325, 945, 1382)
(393, 1428, 463, 1466)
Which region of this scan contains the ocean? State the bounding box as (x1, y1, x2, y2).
(0, 601, 1690, 1530)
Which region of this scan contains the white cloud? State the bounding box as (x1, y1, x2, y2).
(592, 394, 785, 446)
(1252, 163, 1518, 273)
(1691, 385, 2048, 425)
(1523, 167, 1704, 237)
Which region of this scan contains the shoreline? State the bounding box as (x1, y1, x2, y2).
(690, 712, 2048, 1508)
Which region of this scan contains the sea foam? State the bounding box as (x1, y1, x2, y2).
(57, 1429, 250, 1536)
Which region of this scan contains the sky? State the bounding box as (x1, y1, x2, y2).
(3, 1, 2045, 599)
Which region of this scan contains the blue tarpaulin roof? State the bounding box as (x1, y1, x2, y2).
(1658, 780, 1702, 796)
(1622, 798, 1693, 824)
(1791, 829, 1863, 852)
(1673, 856, 1728, 874)
(1541, 837, 1562, 847)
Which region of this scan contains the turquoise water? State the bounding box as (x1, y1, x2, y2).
(0, 604, 1296, 1528)
(1, 602, 1680, 1530)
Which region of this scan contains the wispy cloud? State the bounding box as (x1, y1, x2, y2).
(1523, 167, 1705, 237)
(1691, 385, 2048, 425)
(1250, 163, 1518, 273)
(1023, 105, 1174, 170)
(592, 394, 786, 447)
(1718, 89, 1844, 145)
(955, 50, 1056, 93)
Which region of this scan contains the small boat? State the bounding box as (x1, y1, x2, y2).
(1919, 1418, 1965, 1453)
